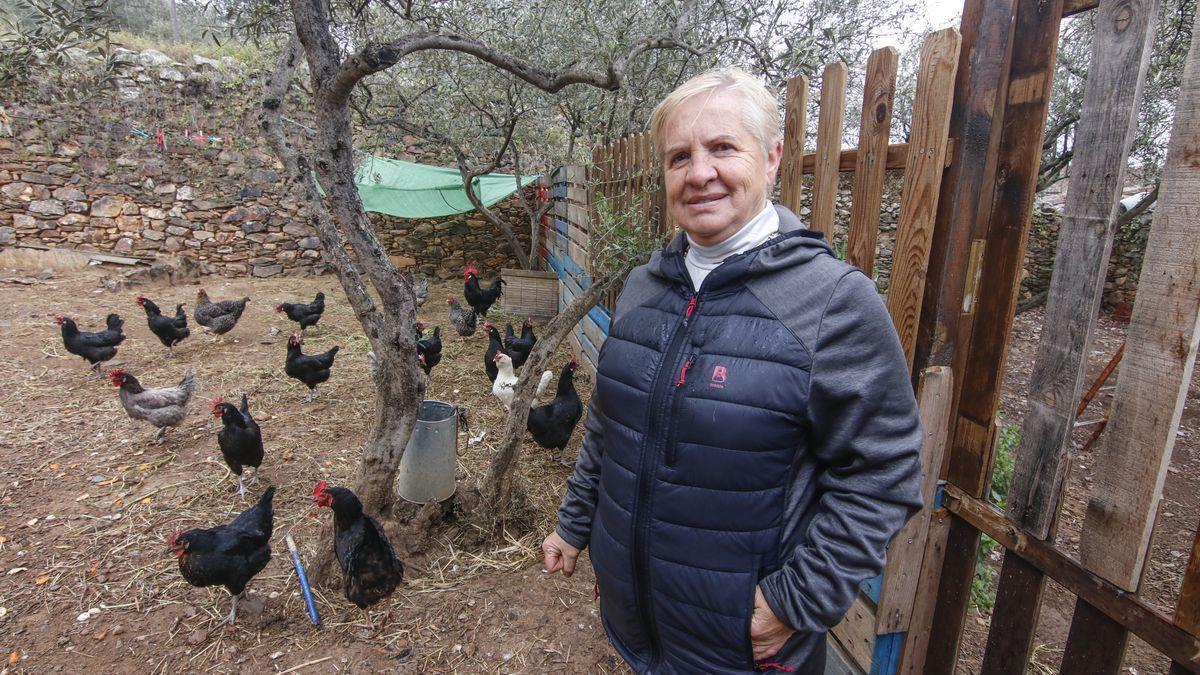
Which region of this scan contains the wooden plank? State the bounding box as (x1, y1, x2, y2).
(1059, 600, 1129, 675)
(1077, 1, 1199, 588)
(1170, 525, 1200, 674)
(830, 595, 875, 672)
(800, 143, 909, 174)
(876, 366, 953, 634)
(778, 75, 809, 215)
(1064, 0, 1100, 15)
(921, 2, 1033, 671)
(941, 483, 1200, 670)
(980, 551, 1046, 675)
(886, 28, 961, 372)
(1006, 0, 1160, 541)
(810, 62, 848, 240)
(846, 47, 899, 277)
(899, 508, 951, 674)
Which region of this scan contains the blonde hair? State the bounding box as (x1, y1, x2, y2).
(649, 68, 781, 159)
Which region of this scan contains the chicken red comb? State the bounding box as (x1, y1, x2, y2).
(54, 314, 64, 324)
(312, 480, 328, 498)
(569, 356, 579, 367)
(464, 265, 479, 279)
(274, 304, 282, 312)
(210, 397, 224, 409)
(446, 298, 454, 304)
(484, 321, 493, 329)
(135, 295, 146, 305)
(167, 530, 182, 548)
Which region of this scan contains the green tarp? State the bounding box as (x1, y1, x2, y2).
(353, 155, 537, 219)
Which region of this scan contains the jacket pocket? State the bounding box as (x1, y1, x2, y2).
(664, 354, 695, 467)
(742, 556, 762, 668)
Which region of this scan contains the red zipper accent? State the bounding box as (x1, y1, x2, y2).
(756, 662, 794, 672)
(684, 295, 698, 317)
(675, 356, 695, 388)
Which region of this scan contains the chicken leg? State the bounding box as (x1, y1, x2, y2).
(362, 608, 374, 630)
(153, 427, 167, 445)
(236, 474, 248, 499)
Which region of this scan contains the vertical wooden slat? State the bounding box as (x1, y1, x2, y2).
(982, 0, 1159, 673)
(810, 62, 848, 240)
(876, 367, 954, 633)
(981, 554, 1048, 675)
(886, 28, 961, 371)
(1075, 0, 1193, 586)
(899, 508, 952, 674)
(846, 47, 899, 277)
(1060, 11, 1199, 673)
(1006, 0, 1161, 541)
(778, 75, 809, 215)
(924, 0, 1057, 671)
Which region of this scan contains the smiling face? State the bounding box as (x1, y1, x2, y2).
(661, 90, 782, 247)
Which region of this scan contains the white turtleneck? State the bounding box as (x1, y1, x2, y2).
(684, 202, 779, 290)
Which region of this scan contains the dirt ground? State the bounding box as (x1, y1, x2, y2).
(0, 264, 628, 674)
(0, 262, 1194, 674)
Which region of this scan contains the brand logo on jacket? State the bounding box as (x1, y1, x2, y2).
(710, 365, 727, 389)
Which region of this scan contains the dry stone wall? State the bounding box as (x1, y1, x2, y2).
(0, 48, 530, 279)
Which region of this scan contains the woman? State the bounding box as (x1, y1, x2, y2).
(542, 68, 923, 674)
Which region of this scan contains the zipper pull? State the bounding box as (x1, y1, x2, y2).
(684, 295, 698, 318)
(675, 355, 696, 388)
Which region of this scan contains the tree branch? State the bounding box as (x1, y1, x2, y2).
(260, 35, 383, 334)
(1116, 184, 1158, 229)
(328, 30, 693, 107)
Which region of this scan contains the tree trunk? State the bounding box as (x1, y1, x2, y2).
(260, 32, 426, 584)
(478, 274, 618, 513)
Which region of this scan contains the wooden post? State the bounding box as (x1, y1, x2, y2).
(923, 1, 1061, 671)
(1006, 0, 1161, 541)
(887, 29, 961, 371)
(810, 63, 848, 240)
(1059, 11, 1199, 673)
(778, 75, 809, 215)
(846, 46, 899, 277)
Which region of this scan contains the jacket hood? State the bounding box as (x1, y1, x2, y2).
(647, 204, 833, 291)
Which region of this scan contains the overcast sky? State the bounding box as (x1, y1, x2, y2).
(924, 0, 964, 28)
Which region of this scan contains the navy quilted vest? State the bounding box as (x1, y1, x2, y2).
(589, 243, 813, 673)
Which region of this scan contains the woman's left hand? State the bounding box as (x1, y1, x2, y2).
(750, 586, 795, 661)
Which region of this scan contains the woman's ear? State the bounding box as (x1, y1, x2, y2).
(765, 138, 784, 184)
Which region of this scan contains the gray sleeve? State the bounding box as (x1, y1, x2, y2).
(759, 270, 924, 633)
(554, 383, 607, 550)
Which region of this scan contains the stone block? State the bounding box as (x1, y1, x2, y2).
(91, 196, 124, 218)
(193, 230, 214, 241)
(253, 264, 283, 278)
(297, 237, 320, 250)
(52, 187, 86, 201)
(29, 199, 65, 216)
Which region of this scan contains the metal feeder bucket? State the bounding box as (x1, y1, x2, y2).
(396, 400, 459, 504)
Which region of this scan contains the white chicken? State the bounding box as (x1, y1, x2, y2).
(491, 353, 552, 408)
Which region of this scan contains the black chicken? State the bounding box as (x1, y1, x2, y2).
(212, 394, 264, 497)
(527, 358, 584, 465)
(275, 292, 325, 332)
(505, 318, 537, 369)
(136, 296, 189, 357)
(56, 314, 125, 376)
(313, 481, 405, 628)
(417, 325, 442, 376)
(463, 266, 504, 316)
(284, 333, 339, 401)
(167, 486, 275, 626)
(483, 322, 507, 382)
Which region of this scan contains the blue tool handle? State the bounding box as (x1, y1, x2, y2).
(285, 533, 321, 626)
